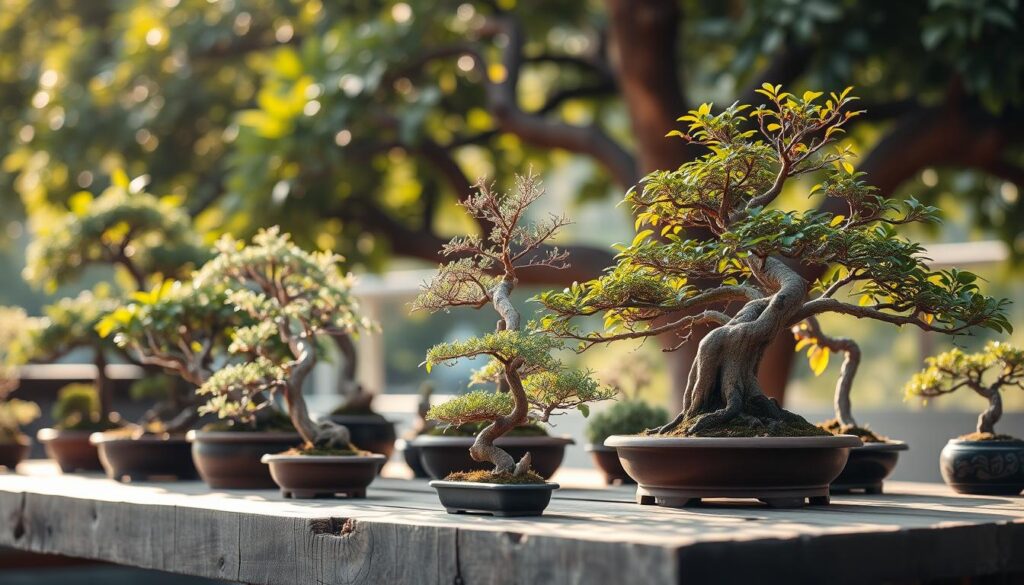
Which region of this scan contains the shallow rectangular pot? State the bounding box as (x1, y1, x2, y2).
(429, 480, 559, 517)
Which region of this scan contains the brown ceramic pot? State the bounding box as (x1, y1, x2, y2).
(606, 434, 861, 508)
(37, 428, 104, 473)
(261, 453, 387, 499)
(90, 433, 199, 482)
(586, 444, 634, 485)
(325, 414, 396, 458)
(409, 435, 574, 480)
(830, 440, 908, 494)
(940, 438, 1024, 495)
(187, 431, 303, 489)
(0, 435, 30, 470)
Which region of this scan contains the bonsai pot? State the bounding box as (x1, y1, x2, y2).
(397, 438, 430, 478)
(187, 430, 302, 489)
(605, 434, 861, 508)
(261, 453, 387, 498)
(586, 443, 633, 485)
(37, 428, 103, 473)
(830, 440, 909, 494)
(325, 414, 396, 458)
(430, 480, 559, 517)
(940, 438, 1024, 495)
(90, 433, 199, 482)
(0, 435, 30, 470)
(410, 435, 574, 480)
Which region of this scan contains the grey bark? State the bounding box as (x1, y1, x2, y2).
(286, 335, 350, 448)
(976, 389, 1003, 435)
(791, 317, 861, 427)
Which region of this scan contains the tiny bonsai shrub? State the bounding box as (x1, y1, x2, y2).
(905, 342, 1024, 495)
(51, 384, 122, 432)
(537, 86, 1009, 507)
(412, 174, 612, 515)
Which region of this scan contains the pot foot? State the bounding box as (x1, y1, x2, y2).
(808, 495, 831, 506)
(759, 497, 808, 509)
(831, 483, 883, 495)
(637, 494, 656, 505)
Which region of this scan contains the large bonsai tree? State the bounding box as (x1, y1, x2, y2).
(413, 174, 613, 478)
(539, 86, 1011, 437)
(905, 342, 1024, 441)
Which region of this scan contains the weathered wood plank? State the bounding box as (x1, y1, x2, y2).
(0, 462, 1022, 585)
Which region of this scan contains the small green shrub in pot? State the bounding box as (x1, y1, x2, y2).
(586, 401, 668, 485)
(52, 384, 122, 432)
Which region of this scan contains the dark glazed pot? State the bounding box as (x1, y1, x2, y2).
(940, 438, 1024, 495)
(430, 480, 559, 517)
(606, 435, 861, 508)
(830, 440, 909, 494)
(325, 414, 396, 458)
(262, 453, 386, 498)
(586, 444, 634, 485)
(90, 433, 198, 482)
(397, 438, 430, 478)
(0, 435, 30, 470)
(187, 431, 302, 489)
(37, 429, 103, 473)
(410, 435, 574, 480)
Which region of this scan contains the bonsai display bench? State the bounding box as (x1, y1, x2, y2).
(1, 461, 1022, 585)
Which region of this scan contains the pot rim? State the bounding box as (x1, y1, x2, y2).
(323, 413, 396, 424)
(260, 453, 387, 463)
(429, 480, 559, 491)
(945, 437, 1024, 446)
(89, 432, 190, 446)
(186, 430, 303, 443)
(604, 434, 863, 449)
(409, 435, 574, 447)
(37, 428, 97, 441)
(585, 443, 616, 453)
(854, 439, 908, 451)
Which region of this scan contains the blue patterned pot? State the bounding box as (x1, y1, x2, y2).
(939, 438, 1024, 495)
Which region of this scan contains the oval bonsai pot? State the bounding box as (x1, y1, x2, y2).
(430, 480, 559, 517)
(0, 435, 30, 470)
(325, 414, 396, 458)
(261, 453, 387, 498)
(187, 431, 303, 489)
(586, 443, 634, 485)
(397, 438, 430, 478)
(605, 434, 861, 508)
(90, 433, 199, 482)
(410, 435, 574, 480)
(830, 440, 908, 494)
(940, 438, 1024, 495)
(37, 428, 103, 473)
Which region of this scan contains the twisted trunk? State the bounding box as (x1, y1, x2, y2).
(792, 317, 860, 427)
(660, 258, 808, 434)
(286, 336, 350, 449)
(976, 389, 1003, 435)
(331, 332, 373, 412)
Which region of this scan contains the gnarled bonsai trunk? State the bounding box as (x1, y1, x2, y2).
(976, 389, 1002, 435)
(661, 257, 808, 435)
(286, 335, 351, 449)
(331, 332, 373, 412)
(791, 317, 861, 427)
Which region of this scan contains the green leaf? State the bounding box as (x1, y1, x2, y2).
(577, 403, 590, 418)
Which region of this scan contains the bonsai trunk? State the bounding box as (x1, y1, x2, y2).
(660, 257, 808, 435)
(331, 332, 373, 412)
(469, 358, 529, 474)
(286, 335, 351, 449)
(792, 318, 860, 427)
(93, 348, 114, 419)
(976, 389, 1003, 435)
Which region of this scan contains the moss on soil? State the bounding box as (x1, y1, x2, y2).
(957, 432, 1020, 442)
(426, 421, 548, 437)
(444, 469, 546, 484)
(650, 400, 831, 438)
(817, 418, 887, 443)
(283, 444, 372, 456)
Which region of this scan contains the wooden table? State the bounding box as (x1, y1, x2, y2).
(0, 461, 1021, 585)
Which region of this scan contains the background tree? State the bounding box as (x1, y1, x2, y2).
(4, 0, 1024, 402)
(905, 341, 1024, 440)
(414, 174, 612, 476)
(539, 89, 1011, 436)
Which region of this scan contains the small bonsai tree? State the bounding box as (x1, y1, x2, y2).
(539, 86, 1010, 438)
(413, 174, 613, 480)
(905, 342, 1024, 441)
(50, 383, 122, 432)
(586, 354, 669, 445)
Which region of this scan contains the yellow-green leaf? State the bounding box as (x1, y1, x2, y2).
(766, 123, 781, 132)
(808, 346, 830, 376)
(794, 337, 815, 352)
(830, 215, 845, 227)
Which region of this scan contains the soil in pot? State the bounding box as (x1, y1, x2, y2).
(262, 446, 386, 498)
(0, 435, 30, 470)
(607, 434, 861, 508)
(430, 470, 558, 516)
(818, 420, 907, 494)
(940, 434, 1024, 495)
(325, 411, 397, 459)
(91, 431, 199, 482)
(586, 444, 633, 485)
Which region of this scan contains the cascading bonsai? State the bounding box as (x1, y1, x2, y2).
(413, 174, 613, 483)
(905, 342, 1023, 441)
(538, 85, 1010, 439)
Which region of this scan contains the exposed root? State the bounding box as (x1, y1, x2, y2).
(513, 452, 532, 476)
(654, 395, 829, 438)
(312, 420, 352, 450)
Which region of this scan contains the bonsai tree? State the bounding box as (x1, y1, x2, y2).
(21, 172, 209, 428)
(586, 354, 669, 446)
(413, 174, 613, 480)
(905, 342, 1024, 441)
(50, 383, 122, 433)
(538, 85, 1011, 438)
